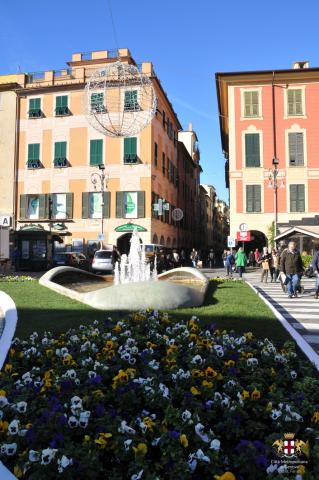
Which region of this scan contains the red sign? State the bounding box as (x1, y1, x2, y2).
(236, 231, 251, 242)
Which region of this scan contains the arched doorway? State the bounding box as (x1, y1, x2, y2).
(153, 234, 158, 244)
(241, 230, 267, 253)
(117, 233, 131, 255)
(160, 235, 165, 246)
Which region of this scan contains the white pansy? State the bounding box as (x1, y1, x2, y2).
(290, 370, 297, 379)
(247, 358, 258, 367)
(195, 423, 210, 443)
(3, 443, 17, 456)
(131, 469, 144, 480)
(188, 455, 197, 472)
(0, 396, 8, 408)
(210, 439, 221, 451)
(79, 411, 91, 428)
(194, 449, 210, 463)
(57, 455, 73, 473)
(191, 354, 203, 365)
(29, 450, 41, 462)
(271, 409, 282, 420)
(124, 439, 133, 451)
(64, 369, 77, 379)
(8, 419, 19, 435)
(214, 345, 224, 357)
(266, 463, 277, 474)
(151, 437, 161, 446)
(68, 416, 79, 428)
(16, 401, 27, 413)
(41, 448, 58, 465)
(148, 360, 159, 370)
(182, 410, 192, 423)
(118, 421, 136, 435)
(159, 383, 170, 398)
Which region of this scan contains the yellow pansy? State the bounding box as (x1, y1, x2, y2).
(192, 369, 203, 378)
(224, 360, 235, 368)
(202, 380, 213, 388)
(143, 417, 155, 432)
(13, 466, 23, 478)
(94, 432, 112, 449)
(205, 367, 218, 378)
(215, 472, 236, 480)
(190, 386, 201, 395)
(0, 420, 8, 432)
(180, 434, 188, 448)
(251, 389, 261, 400)
(4, 364, 13, 373)
(311, 411, 319, 423)
(0, 390, 6, 397)
(241, 390, 250, 400)
(297, 465, 306, 475)
(83, 435, 91, 445)
(133, 443, 147, 457)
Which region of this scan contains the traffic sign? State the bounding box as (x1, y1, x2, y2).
(239, 223, 248, 232)
(236, 231, 251, 242)
(172, 208, 183, 221)
(227, 236, 236, 248)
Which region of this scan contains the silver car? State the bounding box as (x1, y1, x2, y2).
(92, 250, 113, 273)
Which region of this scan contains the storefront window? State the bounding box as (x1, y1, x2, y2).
(90, 192, 102, 219)
(53, 193, 67, 219)
(32, 240, 46, 259)
(124, 192, 138, 218)
(28, 196, 39, 219)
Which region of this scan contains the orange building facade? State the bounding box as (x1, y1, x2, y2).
(216, 62, 319, 251)
(9, 49, 201, 268)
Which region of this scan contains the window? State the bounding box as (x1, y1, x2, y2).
(245, 133, 260, 167)
(51, 193, 73, 220)
(54, 141, 67, 167)
(124, 137, 137, 164)
(154, 142, 158, 167)
(27, 143, 40, 169)
(288, 132, 304, 166)
(82, 192, 110, 219)
(162, 110, 166, 127)
(124, 90, 139, 111)
(287, 89, 303, 116)
(116, 191, 145, 218)
(90, 93, 105, 112)
(162, 153, 166, 175)
(19, 194, 47, 220)
(28, 98, 41, 118)
(55, 96, 69, 116)
(243, 91, 259, 117)
(290, 184, 305, 212)
(90, 139, 103, 166)
(246, 185, 261, 212)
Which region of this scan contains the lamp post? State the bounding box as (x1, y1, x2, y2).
(91, 164, 109, 249)
(267, 158, 285, 241)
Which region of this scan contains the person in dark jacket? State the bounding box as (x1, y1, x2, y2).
(312, 249, 319, 299)
(280, 241, 303, 298)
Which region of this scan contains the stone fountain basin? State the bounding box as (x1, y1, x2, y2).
(39, 267, 209, 311)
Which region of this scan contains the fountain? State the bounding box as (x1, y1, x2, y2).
(39, 230, 208, 311)
(114, 229, 157, 285)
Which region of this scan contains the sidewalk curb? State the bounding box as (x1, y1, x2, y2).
(246, 281, 319, 372)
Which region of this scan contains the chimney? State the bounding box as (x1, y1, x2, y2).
(188, 122, 193, 131)
(292, 61, 310, 69)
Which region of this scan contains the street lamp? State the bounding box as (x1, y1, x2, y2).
(267, 158, 285, 240)
(91, 164, 109, 249)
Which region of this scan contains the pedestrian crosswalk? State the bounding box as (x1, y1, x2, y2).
(246, 271, 319, 354)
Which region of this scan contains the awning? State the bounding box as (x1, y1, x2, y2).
(275, 226, 319, 241)
(115, 223, 147, 232)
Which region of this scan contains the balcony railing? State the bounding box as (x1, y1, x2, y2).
(27, 160, 41, 169)
(124, 102, 140, 112)
(124, 154, 138, 165)
(26, 71, 45, 83)
(55, 106, 70, 116)
(28, 109, 42, 119)
(54, 158, 68, 168)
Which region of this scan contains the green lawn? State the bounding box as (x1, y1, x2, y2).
(0, 279, 290, 343)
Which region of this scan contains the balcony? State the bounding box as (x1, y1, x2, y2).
(54, 157, 68, 168)
(28, 109, 42, 119)
(55, 106, 70, 117)
(124, 102, 141, 112)
(124, 154, 138, 165)
(27, 160, 41, 169)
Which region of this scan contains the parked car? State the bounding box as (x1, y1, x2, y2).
(92, 250, 113, 274)
(52, 252, 90, 270)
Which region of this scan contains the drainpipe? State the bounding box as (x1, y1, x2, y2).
(13, 90, 20, 241)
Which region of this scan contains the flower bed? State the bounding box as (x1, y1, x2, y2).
(0, 310, 319, 479)
(0, 275, 35, 283)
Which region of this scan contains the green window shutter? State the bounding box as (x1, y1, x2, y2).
(137, 191, 145, 218)
(245, 133, 260, 167)
(54, 141, 67, 159)
(246, 185, 261, 212)
(29, 98, 40, 110)
(28, 144, 40, 162)
(90, 139, 103, 165)
(65, 193, 73, 219)
(291, 184, 305, 212)
(116, 192, 124, 218)
(103, 192, 110, 218)
(82, 192, 89, 218)
(124, 137, 137, 163)
(56, 96, 68, 108)
(19, 195, 27, 220)
(38, 194, 48, 219)
(290, 185, 297, 212)
(91, 93, 104, 111)
(289, 132, 304, 166)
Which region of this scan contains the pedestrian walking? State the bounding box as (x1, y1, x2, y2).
(248, 250, 255, 267)
(254, 248, 261, 266)
(225, 250, 235, 277)
(180, 249, 186, 267)
(280, 241, 304, 298)
(235, 247, 247, 279)
(259, 247, 272, 283)
(271, 249, 280, 282)
(311, 248, 319, 299)
(172, 249, 180, 267)
(207, 249, 215, 269)
(190, 248, 198, 268)
(222, 249, 227, 268)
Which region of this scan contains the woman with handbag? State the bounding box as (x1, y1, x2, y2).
(259, 247, 272, 283)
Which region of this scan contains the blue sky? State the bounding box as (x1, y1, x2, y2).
(1, 0, 318, 201)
